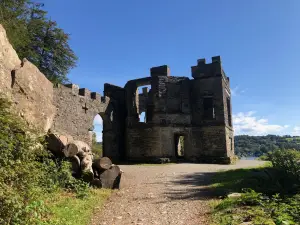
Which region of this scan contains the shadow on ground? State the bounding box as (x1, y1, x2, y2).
(165, 167, 299, 201)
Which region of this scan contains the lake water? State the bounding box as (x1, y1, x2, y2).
(240, 156, 258, 160)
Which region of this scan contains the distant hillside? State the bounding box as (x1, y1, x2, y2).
(95, 137, 300, 157)
(234, 135, 300, 157)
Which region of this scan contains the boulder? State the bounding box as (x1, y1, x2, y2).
(0, 24, 56, 134)
(0, 24, 21, 93)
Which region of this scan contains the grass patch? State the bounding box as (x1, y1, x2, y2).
(46, 188, 111, 225)
(210, 163, 275, 196)
(210, 162, 300, 225)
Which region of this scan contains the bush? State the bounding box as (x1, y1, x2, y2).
(214, 190, 300, 225)
(268, 149, 300, 181)
(0, 96, 89, 224)
(212, 149, 300, 225)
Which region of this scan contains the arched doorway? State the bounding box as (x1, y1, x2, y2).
(91, 114, 103, 159)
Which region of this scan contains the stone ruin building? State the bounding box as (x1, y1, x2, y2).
(0, 24, 234, 165)
(104, 56, 235, 164)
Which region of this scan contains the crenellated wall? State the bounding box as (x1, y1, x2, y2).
(51, 84, 109, 146)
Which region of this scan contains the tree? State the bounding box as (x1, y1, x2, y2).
(92, 132, 103, 158)
(92, 132, 97, 145)
(235, 135, 300, 157)
(0, 0, 30, 51)
(0, 1, 77, 84)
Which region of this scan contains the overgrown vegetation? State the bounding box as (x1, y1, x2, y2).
(235, 135, 300, 157)
(0, 96, 108, 224)
(211, 149, 300, 225)
(92, 132, 103, 159)
(0, 0, 77, 84)
(45, 189, 111, 225)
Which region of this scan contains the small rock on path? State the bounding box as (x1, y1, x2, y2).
(90, 160, 265, 225)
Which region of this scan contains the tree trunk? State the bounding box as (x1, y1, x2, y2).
(99, 165, 121, 189)
(93, 157, 112, 171)
(63, 140, 91, 158)
(70, 155, 80, 177)
(81, 154, 93, 171)
(46, 133, 66, 157)
(91, 178, 102, 188)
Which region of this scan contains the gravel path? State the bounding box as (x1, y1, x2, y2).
(90, 160, 266, 225)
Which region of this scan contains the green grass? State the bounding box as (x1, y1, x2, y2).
(46, 188, 111, 225)
(210, 164, 300, 225)
(210, 162, 272, 193)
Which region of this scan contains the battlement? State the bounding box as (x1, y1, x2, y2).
(57, 83, 104, 102)
(191, 56, 223, 79)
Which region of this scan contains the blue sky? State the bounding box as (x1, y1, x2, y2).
(42, 0, 300, 141)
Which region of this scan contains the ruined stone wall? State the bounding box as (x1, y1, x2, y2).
(222, 76, 232, 127)
(190, 78, 223, 125)
(124, 72, 194, 161)
(124, 57, 235, 164)
(126, 124, 194, 161)
(51, 84, 109, 146)
(150, 76, 191, 125)
(225, 126, 235, 157)
(222, 71, 234, 158)
(103, 84, 126, 161)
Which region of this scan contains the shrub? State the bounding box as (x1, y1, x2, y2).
(0, 96, 89, 224)
(213, 190, 300, 225)
(268, 149, 300, 181)
(212, 149, 300, 225)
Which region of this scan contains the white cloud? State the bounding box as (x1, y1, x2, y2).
(94, 114, 103, 125)
(292, 126, 300, 136)
(95, 131, 103, 142)
(231, 86, 247, 97)
(233, 111, 288, 135)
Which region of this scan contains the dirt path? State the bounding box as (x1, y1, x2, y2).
(90, 160, 266, 225)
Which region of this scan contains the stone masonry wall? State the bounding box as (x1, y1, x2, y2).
(123, 58, 235, 164)
(51, 84, 109, 146)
